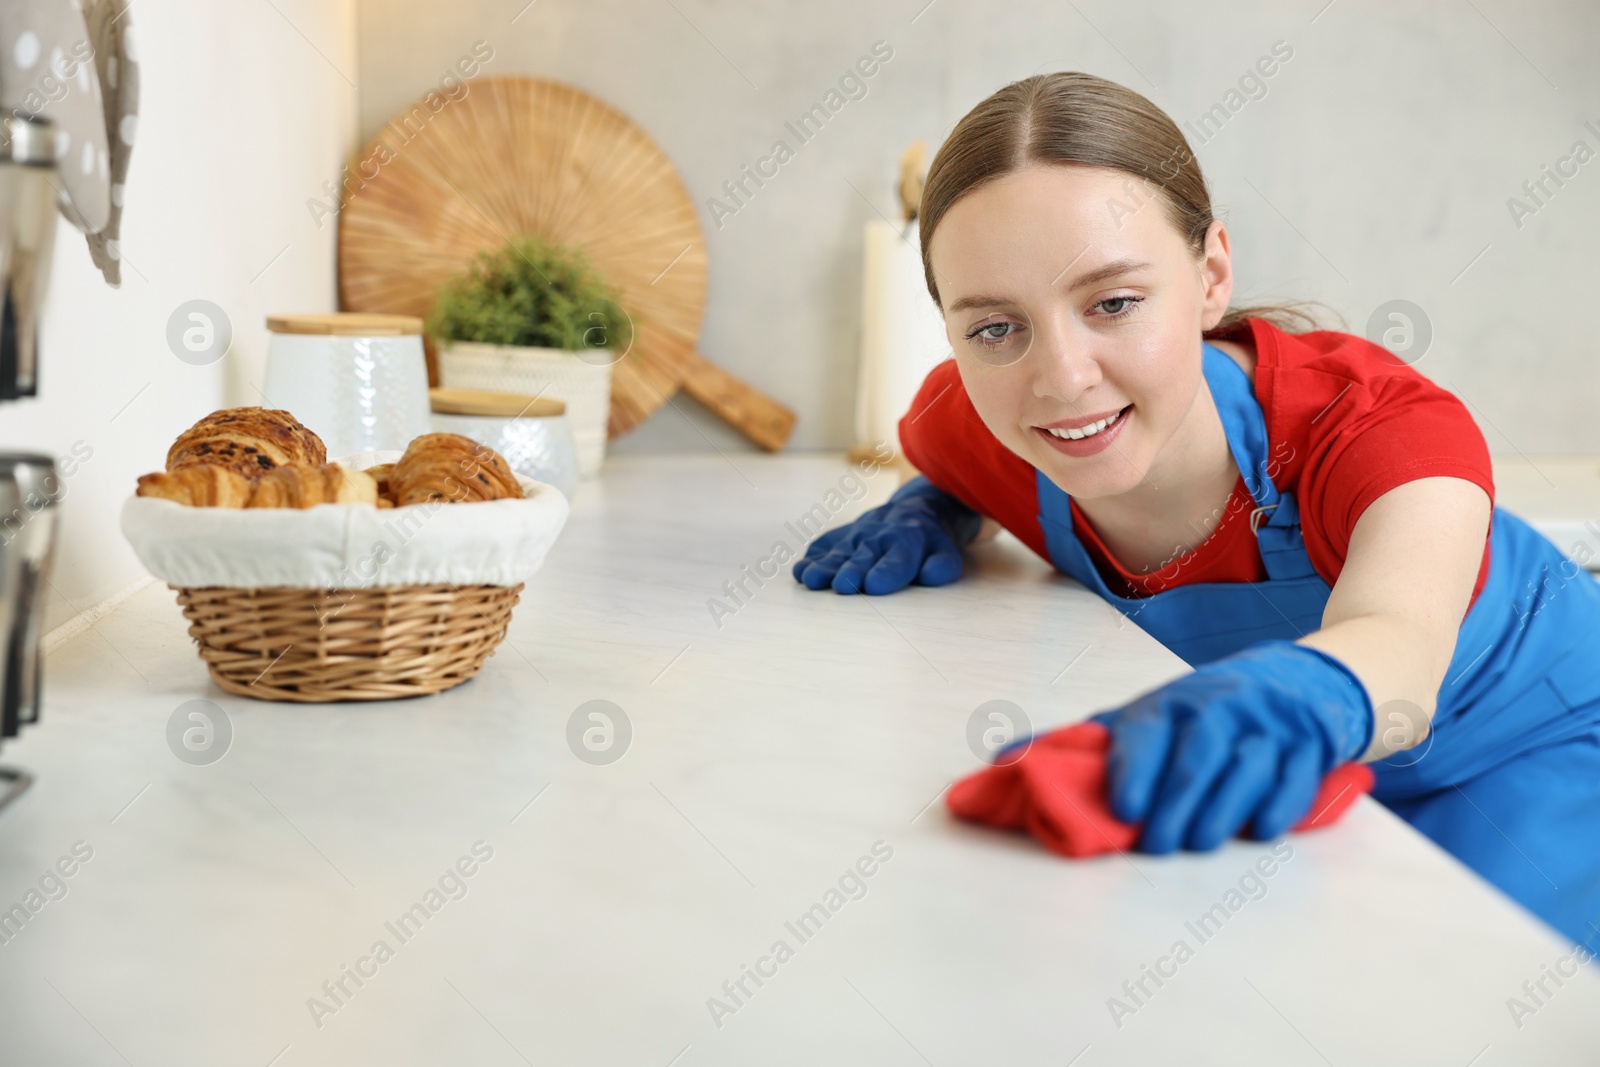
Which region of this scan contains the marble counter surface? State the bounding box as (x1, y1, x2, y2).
(1493, 455, 1600, 569)
(1, 453, 1596, 1065)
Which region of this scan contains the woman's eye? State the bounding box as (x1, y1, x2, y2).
(1094, 295, 1144, 318)
(965, 320, 1020, 347)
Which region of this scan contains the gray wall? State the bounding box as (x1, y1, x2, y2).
(357, 0, 1600, 456)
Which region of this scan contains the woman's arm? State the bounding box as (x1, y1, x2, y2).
(1295, 476, 1493, 762)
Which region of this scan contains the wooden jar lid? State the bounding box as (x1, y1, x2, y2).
(429, 387, 566, 418)
(267, 313, 424, 336)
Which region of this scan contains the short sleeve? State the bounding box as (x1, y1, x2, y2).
(1287, 341, 1495, 606)
(897, 360, 1051, 562)
(897, 361, 970, 503)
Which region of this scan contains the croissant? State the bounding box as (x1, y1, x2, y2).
(247, 464, 379, 509)
(388, 433, 522, 506)
(166, 407, 326, 481)
(364, 463, 396, 503)
(135, 466, 254, 507)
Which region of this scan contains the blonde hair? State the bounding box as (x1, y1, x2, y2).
(918, 72, 1341, 335)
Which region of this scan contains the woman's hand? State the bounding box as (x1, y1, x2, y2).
(1089, 640, 1375, 853)
(792, 475, 983, 595)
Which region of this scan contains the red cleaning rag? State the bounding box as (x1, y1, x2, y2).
(946, 720, 1375, 858)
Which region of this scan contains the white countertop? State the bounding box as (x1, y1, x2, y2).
(3, 453, 1598, 1065)
(1493, 456, 1600, 568)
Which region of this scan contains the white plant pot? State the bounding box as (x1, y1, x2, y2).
(436, 342, 613, 478)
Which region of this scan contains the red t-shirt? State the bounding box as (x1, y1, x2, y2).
(897, 316, 1494, 611)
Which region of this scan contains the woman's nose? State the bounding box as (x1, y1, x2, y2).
(1030, 317, 1103, 403)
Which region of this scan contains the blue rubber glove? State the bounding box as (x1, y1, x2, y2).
(1088, 640, 1375, 853)
(791, 475, 983, 595)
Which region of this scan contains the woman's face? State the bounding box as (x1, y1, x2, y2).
(927, 163, 1233, 501)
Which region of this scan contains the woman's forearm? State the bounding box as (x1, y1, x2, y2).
(1294, 477, 1490, 764)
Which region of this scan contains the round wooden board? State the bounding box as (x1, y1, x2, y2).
(338, 76, 708, 439)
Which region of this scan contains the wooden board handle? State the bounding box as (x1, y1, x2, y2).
(656, 332, 797, 452)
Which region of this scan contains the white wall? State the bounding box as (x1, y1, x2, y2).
(355, 0, 1600, 460)
(0, 0, 358, 632)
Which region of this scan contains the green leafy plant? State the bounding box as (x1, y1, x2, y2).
(427, 234, 634, 354)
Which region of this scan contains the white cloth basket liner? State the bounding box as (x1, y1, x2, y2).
(119, 450, 569, 589)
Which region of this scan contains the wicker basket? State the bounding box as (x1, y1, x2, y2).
(173, 582, 523, 703)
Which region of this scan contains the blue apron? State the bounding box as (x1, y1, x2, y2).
(1036, 342, 1600, 950)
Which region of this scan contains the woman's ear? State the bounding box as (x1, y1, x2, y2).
(1198, 219, 1234, 331)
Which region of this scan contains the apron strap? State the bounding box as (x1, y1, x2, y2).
(1251, 493, 1320, 581)
(1204, 343, 1280, 511)
(1205, 343, 1321, 581)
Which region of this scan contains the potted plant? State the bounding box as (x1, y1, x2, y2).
(427, 234, 635, 478)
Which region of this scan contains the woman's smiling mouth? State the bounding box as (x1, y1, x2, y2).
(1034, 404, 1132, 456)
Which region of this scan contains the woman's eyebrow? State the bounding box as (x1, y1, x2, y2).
(946, 294, 1013, 313)
(1061, 258, 1154, 291)
(946, 259, 1155, 314)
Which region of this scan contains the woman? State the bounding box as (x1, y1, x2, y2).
(793, 72, 1600, 951)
